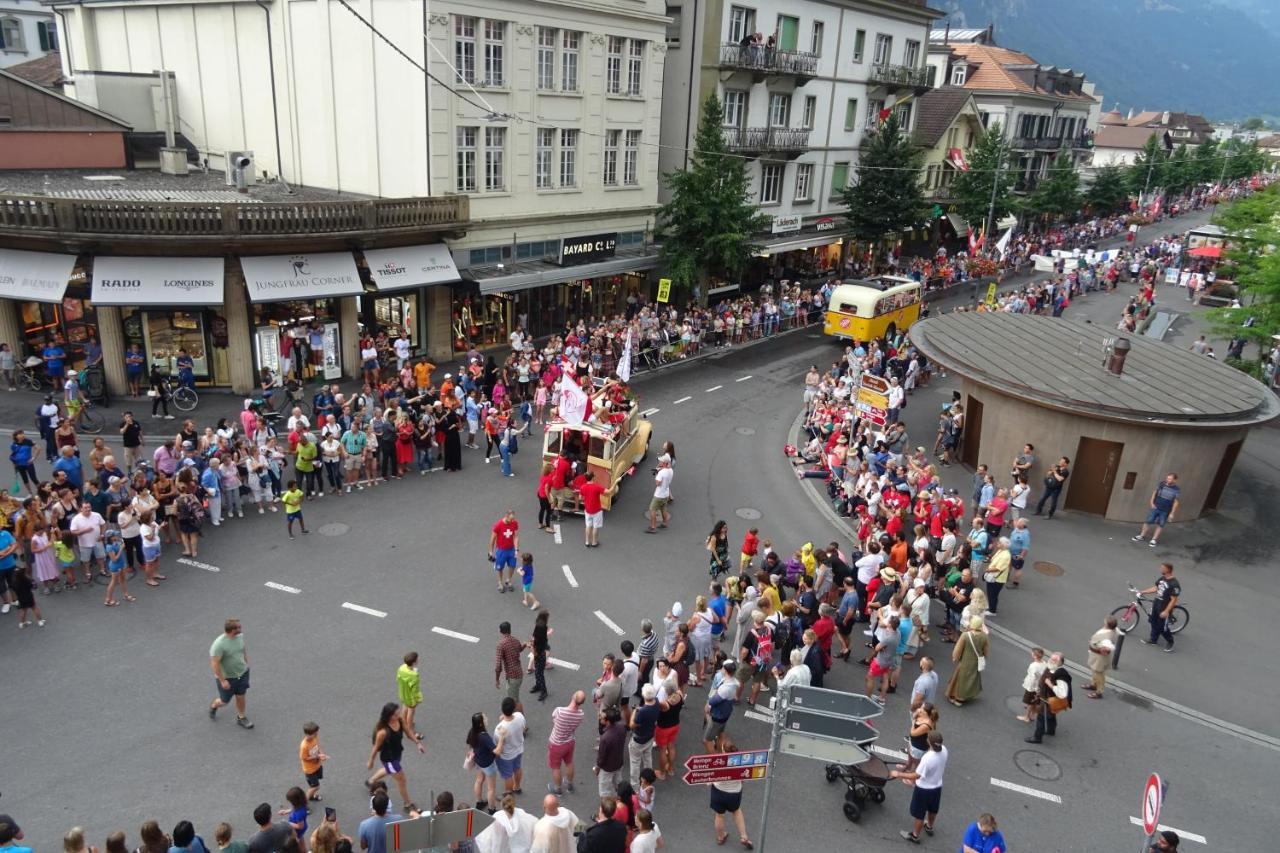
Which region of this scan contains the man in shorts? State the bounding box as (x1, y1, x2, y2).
(68, 501, 106, 584)
(645, 455, 673, 533)
(341, 416, 367, 493)
(488, 509, 520, 593)
(866, 615, 899, 706)
(493, 696, 527, 796)
(209, 618, 254, 729)
(890, 730, 947, 842)
(702, 661, 739, 753)
(546, 690, 586, 795)
(1132, 473, 1181, 548)
(579, 472, 607, 548)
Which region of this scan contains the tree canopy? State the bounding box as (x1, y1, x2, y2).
(839, 111, 926, 245)
(948, 124, 1018, 232)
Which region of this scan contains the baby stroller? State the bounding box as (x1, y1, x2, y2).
(824, 753, 897, 822)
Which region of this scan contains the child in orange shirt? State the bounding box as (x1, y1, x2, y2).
(299, 721, 329, 802)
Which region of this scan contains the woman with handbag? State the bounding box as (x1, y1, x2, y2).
(945, 615, 987, 707)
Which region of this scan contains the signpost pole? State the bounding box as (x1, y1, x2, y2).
(755, 684, 790, 853)
(1139, 777, 1167, 853)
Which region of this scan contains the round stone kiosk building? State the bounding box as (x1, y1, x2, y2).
(910, 312, 1280, 522)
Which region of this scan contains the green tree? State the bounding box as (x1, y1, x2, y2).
(658, 94, 769, 295)
(1085, 164, 1130, 214)
(1126, 134, 1167, 195)
(948, 124, 1017, 232)
(1190, 137, 1220, 185)
(839, 111, 926, 246)
(1027, 156, 1081, 219)
(1163, 144, 1194, 196)
(1219, 139, 1269, 182)
(1242, 116, 1266, 131)
(1207, 186, 1280, 373)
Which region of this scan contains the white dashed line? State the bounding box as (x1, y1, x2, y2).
(562, 564, 579, 588)
(639, 407, 660, 417)
(547, 656, 581, 671)
(342, 602, 387, 619)
(432, 626, 480, 643)
(177, 557, 220, 573)
(744, 709, 775, 724)
(705, 385, 723, 393)
(673, 396, 692, 405)
(1128, 818, 1205, 844)
(989, 777, 1062, 804)
(553, 523, 563, 545)
(735, 375, 753, 382)
(264, 581, 301, 594)
(594, 609, 625, 636)
(871, 744, 908, 762)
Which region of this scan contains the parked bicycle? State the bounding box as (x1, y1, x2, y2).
(252, 378, 311, 421)
(1112, 584, 1189, 635)
(75, 397, 105, 435)
(169, 379, 199, 413)
(16, 357, 44, 392)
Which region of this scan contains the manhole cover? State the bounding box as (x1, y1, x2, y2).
(735, 507, 762, 520)
(1033, 560, 1064, 577)
(1014, 749, 1062, 781)
(735, 426, 756, 435)
(318, 522, 350, 537)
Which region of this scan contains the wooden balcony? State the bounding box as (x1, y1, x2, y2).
(0, 193, 470, 251)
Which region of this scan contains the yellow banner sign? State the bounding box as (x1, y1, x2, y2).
(657, 278, 672, 303)
(984, 281, 998, 308)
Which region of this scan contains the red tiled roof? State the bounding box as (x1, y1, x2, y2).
(948, 42, 1095, 102)
(5, 51, 64, 89)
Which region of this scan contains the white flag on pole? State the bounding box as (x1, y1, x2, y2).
(557, 373, 589, 426)
(618, 330, 633, 383)
(995, 227, 1013, 260)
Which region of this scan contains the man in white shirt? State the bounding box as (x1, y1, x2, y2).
(886, 377, 905, 424)
(393, 332, 411, 370)
(69, 502, 107, 580)
(646, 455, 673, 533)
(890, 731, 947, 842)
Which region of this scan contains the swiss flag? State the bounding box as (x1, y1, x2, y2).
(967, 227, 984, 254)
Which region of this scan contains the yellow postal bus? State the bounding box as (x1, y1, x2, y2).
(823, 276, 922, 342)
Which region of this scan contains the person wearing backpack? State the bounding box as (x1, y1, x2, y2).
(702, 660, 739, 753)
(739, 611, 774, 707)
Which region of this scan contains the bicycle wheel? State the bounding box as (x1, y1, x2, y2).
(1166, 605, 1189, 635)
(21, 370, 42, 392)
(79, 407, 105, 435)
(172, 386, 199, 412)
(1110, 604, 1140, 634)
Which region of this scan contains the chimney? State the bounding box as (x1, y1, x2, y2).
(1127, 107, 1134, 120)
(1162, 110, 1170, 126)
(1107, 338, 1131, 376)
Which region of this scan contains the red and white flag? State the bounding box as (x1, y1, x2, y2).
(557, 373, 589, 426)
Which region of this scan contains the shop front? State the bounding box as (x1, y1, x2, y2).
(746, 215, 845, 290)
(0, 247, 95, 368)
(359, 243, 460, 354)
(456, 232, 659, 352)
(239, 252, 365, 384)
(90, 256, 229, 385)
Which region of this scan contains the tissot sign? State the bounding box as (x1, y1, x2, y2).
(91, 256, 225, 305)
(363, 244, 460, 292)
(240, 252, 364, 303)
(558, 233, 617, 266)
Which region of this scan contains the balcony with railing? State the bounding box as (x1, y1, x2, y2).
(868, 63, 931, 91)
(1011, 133, 1094, 152)
(718, 43, 819, 83)
(0, 194, 470, 248)
(723, 126, 811, 159)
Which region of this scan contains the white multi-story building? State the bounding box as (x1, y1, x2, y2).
(0, 0, 60, 70)
(53, 0, 666, 350)
(660, 0, 940, 286)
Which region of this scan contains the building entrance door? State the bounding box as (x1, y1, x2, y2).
(1202, 439, 1243, 513)
(960, 394, 983, 470)
(1065, 437, 1124, 515)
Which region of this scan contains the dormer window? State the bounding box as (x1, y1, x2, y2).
(950, 64, 966, 85)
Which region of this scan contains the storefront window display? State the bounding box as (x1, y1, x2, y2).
(122, 309, 212, 379)
(252, 299, 341, 382)
(20, 296, 98, 370)
(365, 292, 418, 344)
(452, 293, 511, 352)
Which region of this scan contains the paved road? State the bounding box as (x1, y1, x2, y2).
(4, 204, 1274, 851)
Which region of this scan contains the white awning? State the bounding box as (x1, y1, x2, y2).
(91, 256, 225, 305)
(0, 247, 76, 303)
(240, 252, 364, 303)
(362, 244, 459, 292)
(753, 234, 842, 256)
(945, 213, 968, 235)
(469, 251, 661, 295)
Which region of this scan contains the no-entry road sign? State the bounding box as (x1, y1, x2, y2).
(1142, 773, 1163, 835)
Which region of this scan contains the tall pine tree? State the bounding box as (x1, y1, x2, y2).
(1085, 164, 1129, 214)
(658, 95, 769, 297)
(1027, 156, 1081, 219)
(949, 124, 1017, 232)
(1126, 134, 1167, 196)
(840, 111, 925, 246)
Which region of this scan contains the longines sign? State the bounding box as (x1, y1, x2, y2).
(91, 256, 225, 305)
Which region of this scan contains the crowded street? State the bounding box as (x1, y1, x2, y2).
(2, 202, 1277, 852)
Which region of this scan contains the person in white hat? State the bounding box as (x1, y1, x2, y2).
(662, 602, 684, 659)
(645, 455, 673, 533)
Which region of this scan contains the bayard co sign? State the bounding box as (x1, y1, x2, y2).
(558, 233, 618, 266)
(239, 252, 364, 302)
(90, 256, 225, 306)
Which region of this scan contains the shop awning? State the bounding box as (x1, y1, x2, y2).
(240, 252, 364, 303)
(944, 213, 968, 235)
(0, 247, 77, 303)
(753, 234, 842, 256)
(467, 249, 661, 295)
(1187, 245, 1222, 259)
(90, 256, 225, 305)
(362, 244, 460, 292)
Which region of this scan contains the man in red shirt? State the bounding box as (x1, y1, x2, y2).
(578, 471, 607, 548)
(488, 509, 520, 593)
(550, 451, 574, 520)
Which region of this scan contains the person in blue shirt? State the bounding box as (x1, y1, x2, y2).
(313, 384, 336, 420)
(960, 813, 1007, 853)
(167, 820, 210, 853)
(834, 576, 860, 661)
(43, 338, 67, 381)
(52, 445, 83, 489)
(125, 344, 147, 397)
(176, 349, 196, 389)
(0, 813, 34, 853)
(82, 337, 103, 369)
(357, 793, 402, 853)
(201, 457, 224, 527)
(1006, 518, 1031, 588)
(9, 430, 40, 497)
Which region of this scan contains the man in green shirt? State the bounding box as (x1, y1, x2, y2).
(209, 618, 253, 729)
(340, 419, 367, 493)
(294, 433, 320, 497)
(283, 480, 308, 540)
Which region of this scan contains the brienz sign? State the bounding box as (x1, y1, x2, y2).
(558, 233, 618, 266)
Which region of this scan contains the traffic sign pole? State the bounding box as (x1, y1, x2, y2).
(755, 682, 790, 853)
(1139, 775, 1167, 853)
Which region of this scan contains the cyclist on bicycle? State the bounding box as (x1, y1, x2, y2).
(1138, 562, 1181, 653)
(63, 370, 84, 427)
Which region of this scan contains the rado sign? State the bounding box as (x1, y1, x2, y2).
(558, 233, 618, 266)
